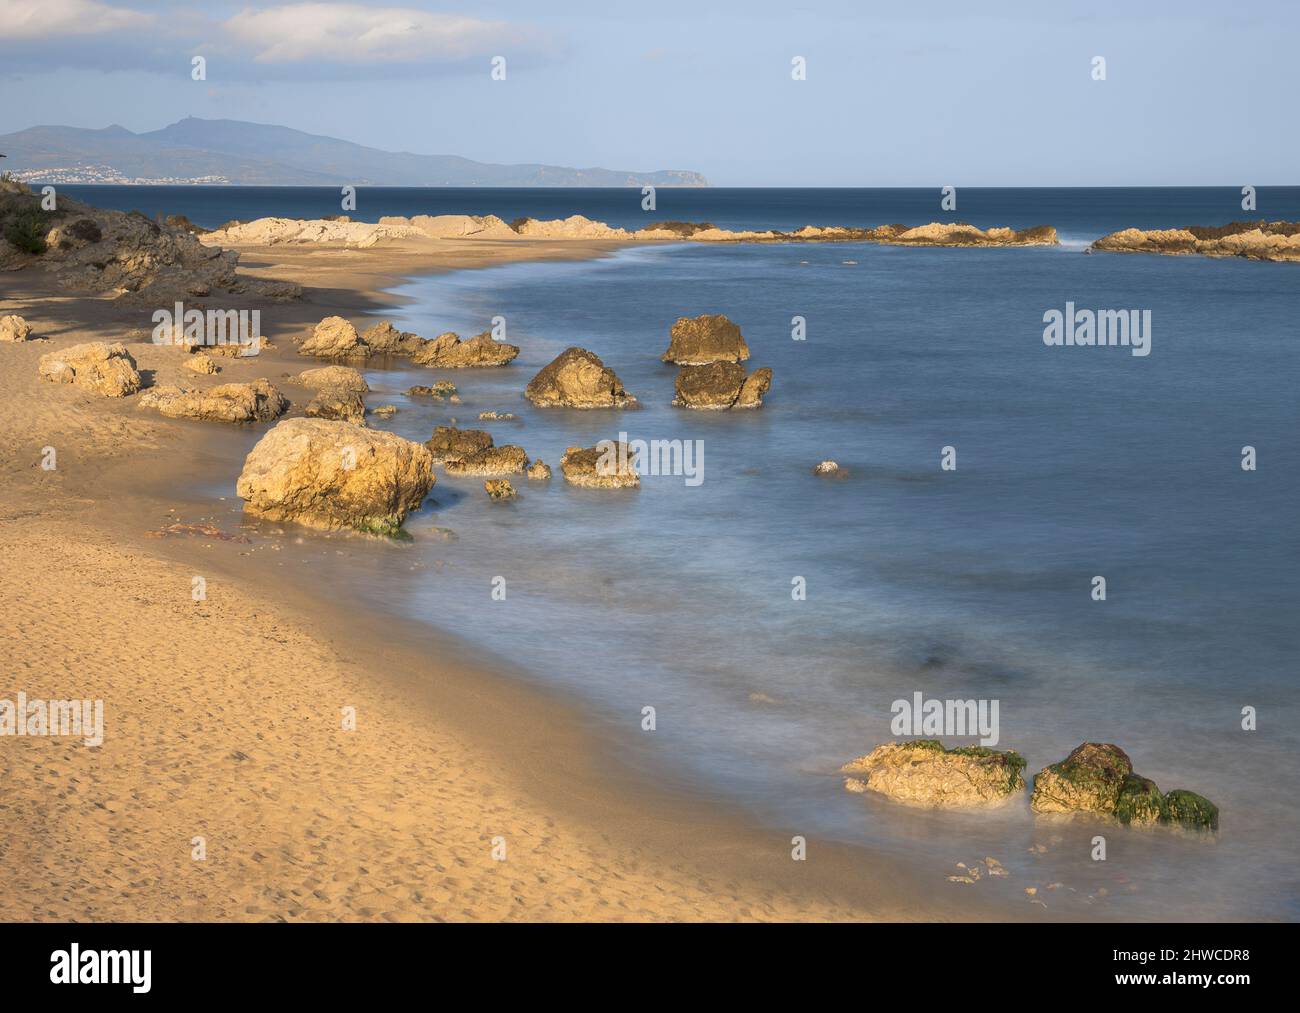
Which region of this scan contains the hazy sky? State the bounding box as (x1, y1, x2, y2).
(0, 0, 1295, 185)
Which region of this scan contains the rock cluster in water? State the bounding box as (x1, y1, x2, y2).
(525, 348, 638, 409)
(1091, 221, 1300, 262)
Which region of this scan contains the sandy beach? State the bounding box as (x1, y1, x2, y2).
(0, 234, 1019, 923)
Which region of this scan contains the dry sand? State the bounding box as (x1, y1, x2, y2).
(0, 236, 1015, 922)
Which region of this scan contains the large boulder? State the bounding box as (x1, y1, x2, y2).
(139, 379, 288, 423)
(425, 425, 494, 465)
(444, 445, 529, 476)
(673, 362, 772, 409)
(297, 365, 369, 393)
(1029, 742, 1133, 816)
(298, 316, 365, 358)
(525, 348, 638, 408)
(410, 330, 519, 368)
(38, 341, 140, 397)
(840, 740, 1026, 807)
(661, 314, 750, 364)
(236, 418, 433, 534)
(0, 314, 32, 341)
(559, 443, 640, 488)
(306, 386, 366, 423)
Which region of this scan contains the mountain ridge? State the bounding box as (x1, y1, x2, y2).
(0, 117, 709, 187)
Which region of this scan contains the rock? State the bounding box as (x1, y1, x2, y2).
(485, 479, 516, 499)
(526, 460, 551, 480)
(408, 381, 457, 398)
(184, 352, 219, 375)
(297, 365, 369, 393)
(559, 443, 640, 488)
(38, 341, 140, 397)
(813, 460, 842, 476)
(138, 378, 288, 423)
(425, 425, 493, 465)
(525, 348, 638, 408)
(0, 314, 32, 341)
(840, 740, 1027, 807)
(299, 316, 365, 358)
(1091, 221, 1300, 262)
(478, 410, 517, 420)
(1115, 775, 1165, 826)
(361, 320, 424, 356)
(661, 314, 750, 364)
(306, 386, 366, 424)
(1160, 789, 1220, 831)
(371, 405, 397, 418)
(410, 330, 519, 368)
(1030, 743, 1133, 815)
(672, 361, 772, 409)
(236, 417, 433, 534)
(444, 445, 529, 477)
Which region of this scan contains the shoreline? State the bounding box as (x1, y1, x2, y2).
(0, 238, 1036, 922)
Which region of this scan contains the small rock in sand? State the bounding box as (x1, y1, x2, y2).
(0, 314, 33, 342)
(38, 341, 141, 397)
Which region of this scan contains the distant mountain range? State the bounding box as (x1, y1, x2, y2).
(0, 117, 709, 187)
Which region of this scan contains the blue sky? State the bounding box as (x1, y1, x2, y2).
(0, 0, 1295, 185)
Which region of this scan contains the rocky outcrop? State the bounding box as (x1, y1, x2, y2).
(425, 425, 494, 465)
(204, 217, 427, 249)
(0, 314, 32, 342)
(297, 365, 369, 393)
(306, 386, 366, 424)
(840, 740, 1027, 807)
(525, 348, 638, 409)
(559, 443, 640, 488)
(409, 330, 519, 368)
(361, 320, 425, 356)
(661, 314, 750, 364)
(673, 361, 772, 409)
(236, 418, 433, 534)
(138, 379, 288, 423)
(485, 479, 516, 499)
(444, 445, 529, 476)
(1030, 742, 1219, 830)
(298, 316, 365, 358)
(1091, 221, 1300, 262)
(38, 341, 141, 397)
(526, 460, 551, 480)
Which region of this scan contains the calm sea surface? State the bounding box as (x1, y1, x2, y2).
(80, 186, 1300, 920)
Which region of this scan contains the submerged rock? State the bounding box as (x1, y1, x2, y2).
(297, 365, 369, 393)
(0, 314, 32, 342)
(840, 740, 1027, 807)
(408, 381, 458, 399)
(298, 316, 365, 358)
(38, 341, 141, 397)
(526, 459, 551, 480)
(672, 361, 772, 409)
(485, 479, 516, 499)
(525, 347, 638, 408)
(236, 417, 433, 534)
(559, 443, 640, 488)
(813, 460, 843, 476)
(444, 445, 529, 476)
(1160, 789, 1220, 831)
(425, 425, 494, 465)
(139, 378, 288, 423)
(661, 313, 750, 365)
(410, 330, 519, 368)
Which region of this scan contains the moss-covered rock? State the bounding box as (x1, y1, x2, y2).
(1115, 774, 1165, 826)
(1161, 789, 1219, 832)
(840, 740, 1026, 807)
(1030, 742, 1132, 815)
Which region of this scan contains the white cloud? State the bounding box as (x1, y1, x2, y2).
(0, 0, 152, 39)
(222, 3, 526, 65)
